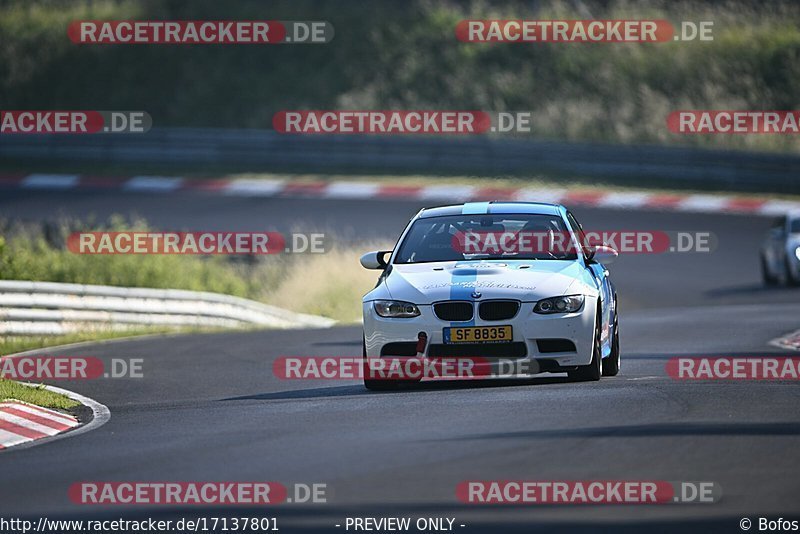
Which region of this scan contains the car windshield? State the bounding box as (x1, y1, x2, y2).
(393, 213, 578, 263)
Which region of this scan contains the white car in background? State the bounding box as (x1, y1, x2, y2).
(761, 213, 800, 286)
(360, 202, 620, 390)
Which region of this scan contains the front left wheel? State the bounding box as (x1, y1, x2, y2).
(569, 306, 602, 382)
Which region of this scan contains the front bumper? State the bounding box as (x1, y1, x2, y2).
(362, 298, 597, 372)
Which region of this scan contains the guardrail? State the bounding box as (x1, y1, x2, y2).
(1, 128, 798, 193)
(0, 280, 334, 335)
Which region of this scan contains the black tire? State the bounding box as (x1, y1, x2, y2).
(786, 257, 800, 287)
(762, 255, 779, 286)
(569, 305, 602, 382)
(362, 337, 403, 391)
(602, 302, 620, 377)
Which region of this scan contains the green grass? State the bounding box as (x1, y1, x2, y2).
(0, 380, 80, 410)
(1, 0, 799, 152)
(0, 216, 285, 299)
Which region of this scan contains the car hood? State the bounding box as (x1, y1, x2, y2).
(380, 260, 589, 304)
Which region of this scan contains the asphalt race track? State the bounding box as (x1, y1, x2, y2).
(1, 189, 799, 533)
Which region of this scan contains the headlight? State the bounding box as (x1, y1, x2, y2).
(533, 295, 585, 314)
(795, 246, 800, 261)
(374, 300, 420, 318)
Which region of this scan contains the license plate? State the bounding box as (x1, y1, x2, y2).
(444, 325, 513, 344)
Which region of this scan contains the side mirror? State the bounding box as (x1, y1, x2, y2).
(360, 250, 391, 270)
(587, 245, 618, 265)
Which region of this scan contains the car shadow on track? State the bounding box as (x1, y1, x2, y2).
(221, 376, 575, 402)
(622, 350, 796, 361)
(429, 421, 800, 442)
(704, 283, 800, 297)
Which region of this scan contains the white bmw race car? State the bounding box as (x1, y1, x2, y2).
(360, 202, 620, 390)
(761, 212, 800, 286)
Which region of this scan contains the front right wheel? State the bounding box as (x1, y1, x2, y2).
(786, 257, 800, 287)
(362, 337, 403, 391)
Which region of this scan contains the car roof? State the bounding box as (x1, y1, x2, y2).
(418, 201, 564, 218)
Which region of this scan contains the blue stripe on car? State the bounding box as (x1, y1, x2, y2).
(449, 264, 478, 329)
(447, 202, 487, 337)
